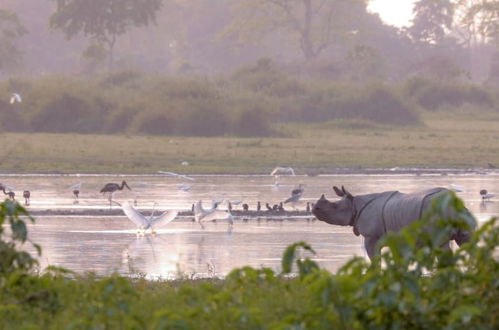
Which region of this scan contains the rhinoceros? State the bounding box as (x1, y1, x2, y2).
(312, 186, 475, 260)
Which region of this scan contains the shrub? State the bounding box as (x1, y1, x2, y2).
(0, 99, 27, 131)
(232, 107, 273, 137)
(132, 110, 176, 135)
(335, 85, 420, 125)
(0, 200, 40, 275)
(99, 70, 143, 89)
(31, 93, 107, 133)
(178, 102, 230, 136)
(406, 78, 494, 111)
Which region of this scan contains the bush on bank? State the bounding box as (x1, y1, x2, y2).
(0, 192, 497, 328)
(2, 60, 499, 137)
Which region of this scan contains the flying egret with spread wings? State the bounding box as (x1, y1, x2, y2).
(158, 171, 195, 181)
(118, 201, 178, 235)
(270, 167, 295, 176)
(10, 93, 22, 104)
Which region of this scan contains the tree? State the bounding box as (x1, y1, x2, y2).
(455, 0, 498, 80)
(0, 10, 26, 74)
(459, 0, 499, 43)
(408, 0, 454, 44)
(225, 0, 368, 62)
(50, 0, 163, 71)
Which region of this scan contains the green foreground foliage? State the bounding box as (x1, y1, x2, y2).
(0, 193, 497, 329)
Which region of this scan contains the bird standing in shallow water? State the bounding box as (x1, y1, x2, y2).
(70, 183, 82, 203)
(23, 191, 30, 206)
(1, 186, 15, 200)
(284, 184, 304, 210)
(100, 180, 131, 208)
(480, 189, 495, 201)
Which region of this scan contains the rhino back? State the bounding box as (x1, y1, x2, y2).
(383, 188, 449, 232)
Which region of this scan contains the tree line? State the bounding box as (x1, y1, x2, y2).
(1, 0, 499, 82)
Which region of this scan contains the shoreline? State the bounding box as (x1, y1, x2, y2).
(1, 167, 498, 177)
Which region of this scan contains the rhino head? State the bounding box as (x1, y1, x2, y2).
(312, 186, 354, 226)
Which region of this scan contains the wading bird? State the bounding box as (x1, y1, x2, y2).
(480, 189, 495, 201)
(158, 171, 195, 181)
(177, 183, 191, 192)
(116, 201, 178, 235)
(284, 184, 304, 209)
(23, 190, 30, 206)
(70, 182, 82, 202)
(1, 186, 15, 200)
(194, 200, 233, 229)
(100, 180, 131, 208)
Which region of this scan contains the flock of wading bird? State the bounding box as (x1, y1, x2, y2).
(1, 167, 495, 235)
(0, 167, 311, 234)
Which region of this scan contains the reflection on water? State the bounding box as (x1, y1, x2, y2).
(29, 217, 361, 278)
(3, 173, 498, 277)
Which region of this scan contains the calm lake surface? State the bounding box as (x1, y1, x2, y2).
(2, 172, 498, 278)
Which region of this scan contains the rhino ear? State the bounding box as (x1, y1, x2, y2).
(333, 186, 344, 197)
(342, 186, 354, 200)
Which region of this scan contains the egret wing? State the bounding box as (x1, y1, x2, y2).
(199, 210, 232, 223)
(284, 194, 300, 204)
(122, 202, 149, 228)
(150, 210, 179, 228)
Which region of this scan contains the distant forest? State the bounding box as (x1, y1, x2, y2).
(1, 0, 499, 136)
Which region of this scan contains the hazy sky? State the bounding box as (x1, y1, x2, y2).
(368, 0, 415, 27)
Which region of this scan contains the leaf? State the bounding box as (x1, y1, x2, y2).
(281, 241, 316, 275)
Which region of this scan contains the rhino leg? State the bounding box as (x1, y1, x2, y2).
(364, 236, 380, 260)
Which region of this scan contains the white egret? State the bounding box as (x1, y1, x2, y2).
(158, 171, 195, 181)
(119, 201, 178, 235)
(450, 184, 466, 193)
(177, 183, 191, 192)
(194, 200, 233, 228)
(10, 93, 22, 104)
(211, 199, 224, 209)
(270, 166, 295, 176)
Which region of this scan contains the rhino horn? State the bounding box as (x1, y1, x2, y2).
(320, 194, 326, 200)
(333, 186, 344, 197)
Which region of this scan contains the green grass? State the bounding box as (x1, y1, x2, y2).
(1, 112, 499, 173)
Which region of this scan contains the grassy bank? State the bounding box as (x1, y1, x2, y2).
(1, 112, 499, 173)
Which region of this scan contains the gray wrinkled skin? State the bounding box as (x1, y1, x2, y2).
(313, 186, 474, 260)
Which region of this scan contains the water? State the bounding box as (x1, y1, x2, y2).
(2, 173, 498, 278)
